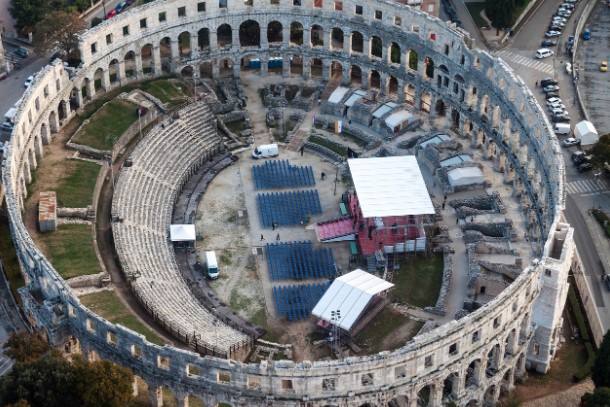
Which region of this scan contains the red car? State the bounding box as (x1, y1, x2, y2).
(105, 9, 117, 19)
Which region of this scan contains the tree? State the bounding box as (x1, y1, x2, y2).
(586, 134, 610, 172)
(485, 0, 515, 34)
(32, 11, 87, 61)
(8, 0, 50, 35)
(79, 359, 134, 407)
(3, 332, 51, 363)
(592, 330, 610, 388)
(581, 387, 610, 406)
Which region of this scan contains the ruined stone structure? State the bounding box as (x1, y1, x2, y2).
(1, 0, 577, 405)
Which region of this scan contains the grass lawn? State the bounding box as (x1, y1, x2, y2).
(80, 290, 165, 346)
(308, 135, 347, 157)
(465, 2, 488, 28)
(357, 309, 423, 355)
(0, 215, 25, 303)
(140, 79, 188, 104)
(38, 224, 101, 279)
(392, 253, 444, 308)
(72, 99, 138, 150)
(55, 159, 101, 208)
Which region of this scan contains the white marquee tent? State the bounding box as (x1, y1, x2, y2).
(574, 120, 599, 146)
(447, 167, 484, 187)
(311, 269, 394, 331)
(169, 224, 196, 242)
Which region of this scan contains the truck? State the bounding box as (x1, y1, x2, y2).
(205, 251, 219, 280)
(251, 143, 279, 159)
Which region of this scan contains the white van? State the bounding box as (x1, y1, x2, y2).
(535, 48, 554, 59)
(251, 143, 279, 159)
(205, 251, 219, 279)
(553, 123, 571, 135)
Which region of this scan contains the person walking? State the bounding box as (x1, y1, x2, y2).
(260, 234, 265, 241)
(276, 233, 280, 241)
(535, 80, 538, 87)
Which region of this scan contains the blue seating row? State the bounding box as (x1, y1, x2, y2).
(272, 282, 330, 321)
(252, 159, 315, 190)
(266, 241, 336, 281)
(257, 190, 322, 228)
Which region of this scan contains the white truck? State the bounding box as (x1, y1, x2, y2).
(205, 251, 219, 280)
(251, 143, 279, 159)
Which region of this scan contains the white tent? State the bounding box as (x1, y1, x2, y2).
(311, 269, 394, 331)
(169, 224, 196, 241)
(574, 120, 599, 146)
(447, 167, 484, 187)
(328, 87, 350, 104)
(384, 110, 416, 132)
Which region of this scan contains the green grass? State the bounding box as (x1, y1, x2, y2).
(55, 160, 101, 208)
(73, 99, 138, 150)
(0, 214, 25, 303)
(225, 120, 246, 134)
(80, 290, 165, 346)
(308, 135, 347, 157)
(340, 131, 369, 148)
(465, 2, 488, 28)
(38, 224, 100, 279)
(357, 309, 422, 354)
(392, 253, 444, 308)
(140, 80, 188, 104)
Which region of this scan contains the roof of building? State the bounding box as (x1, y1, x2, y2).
(344, 90, 367, 107)
(169, 224, 196, 241)
(328, 87, 350, 104)
(420, 133, 451, 148)
(384, 110, 416, 128)
(311, 269, 394, 331)
(447, 167, 484, 187)
(348, 156, 435, 217)
(372, 102, 399, 118)
(440, 154, 473, 167)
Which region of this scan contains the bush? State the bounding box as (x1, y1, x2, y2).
(592, 210, 610, 238)
(569, 286, 597, 381)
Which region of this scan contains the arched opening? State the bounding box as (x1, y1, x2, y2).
(108, 59, 119, 83)
(181, 66, 193, 79)
(124, 51, 135, 77)
(484, 384, 497, 405)
(268, 54, 283, 75)
(370, 36, 382, 58)
(217, 24, 232, 47)
(407, 49, 419, 71)
(81, 78, 90, 99)
(289, 55, 303, 75)
(388, 395, 408, 406)
(330, 61, 342, 79)
(70, 87, 80, 110)
(290, 22, 303, 45)
(218, 58, 233, 77)
(200, 61, 213, 78)
(421, 91, 431, 113)
(198, 28, 210, 50)
(241, 55, 261, 74)
(438, 64, 449, 74)
(486, 344, 501, 374)
(350, 65, 362, 85)
(93, 68, 104, 91)
(501, 369, 513, 395)
(141, 44, 153, 74)
(311, 58, 323, 77)
(435, 99, 446, 116)
(351, 31, 363, 53)
(451, 109, 460, 128)
(331, 28, 343, 49)
(187, 395, 205, 407)
(442, 373, 459, 402)
(390, 42, 401, 64)
(424, 57, 434, 78)
(405, 83, 415, 105)
(369, 70, 381, 89)
(267, 21, 283, 44)
(465, 359, 481, 387)
(178, 31, 191, 57)
(388, 76, 398, 97)
(160, 37, 172, 73)
(311, 24, 323, 47)
(161, 386, 176, 406)
(417, 385, 432, 406)
(240, 20, 260, 47)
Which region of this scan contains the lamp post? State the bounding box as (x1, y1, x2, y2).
(102, 0, 107, 18)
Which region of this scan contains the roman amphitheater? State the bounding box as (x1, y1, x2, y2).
(1, 0, 579, 405)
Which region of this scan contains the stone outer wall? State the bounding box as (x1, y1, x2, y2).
(0, 0, 577, 405)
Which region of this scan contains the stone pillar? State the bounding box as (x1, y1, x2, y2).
(175, 393, 189, 407)
(323, 28, 330, 51)
(101, 69, 110, 90)
(132, 376, 139, 397)
(303, 29, 311, 50)
(135, 54, 143, 77)
(233, 62, 241, 78)
(322, 59, 330, 81)
(381, 41, 387, 62)
(379, 72, 388, 96)
(171, 39, 180, 60)
(360, 67, 369, 90)
(212, 62, 220, 78)
(86, 79, 95, 100)
(152, 46, 162, 75)
(63, 99, 72, 118)
(430, 383, 443, 407)
(413, 84, 421, 108)
(118, 61, 127, 84)
(34, 133, 44, 158)
(302, 56, 311, 79)
(282, 59, 290, 77)
(342, 67, 350, 86)
(261, 57, 268, 77)
(210, 31, 218, 51)
(344, 32, 351, 55)
(73, 88, 83, 109)
(28, 150, 37, 170)
(232, 28, 239, 49)
(22, 163, 31, 185)
(260, 27, 268, 49)
(397, 80, 405, 103)
(149, 386, 163, 407)
(283, 29, 290, 47)
(190, 34, 198, 57)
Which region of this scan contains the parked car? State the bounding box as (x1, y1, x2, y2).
(583, 28, 591, 40)
(563, 138, 581, 147)
(548, 25, 564, 32)
(546, 30, 562, 38)
(567, 36, 575, 46)
(572, 151, 585, 161)
(105, 9, 117, 19)
(545, 92, 560, 99)
(0, 122, 13, 132)
(548, 102, 566, 111)
(552, 113, 571, 122)
(541, 40, 557, 47)
(536, 48, 554, 59)
(543, 85, 560, 93)
(547, 97, 562, 105)
(24, 76, 34, 88)
(577, 163, 593, 172)
(552, 17, 567, 24)
(115, 1, 126, 13)
(601, 61, 608, 72)
(550, 107, 566, 116)
(541, 78, 558, 87)
(14, 47, 28, 58)
(565, 62, 572, 74)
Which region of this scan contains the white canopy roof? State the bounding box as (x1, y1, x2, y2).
(311, 269, 394, 331)
(348, 156, 435, 217)
(384, 110, 416, 128)
(440, 154, 473, 167)
(328, 87, 350, 104)
(420, 133, 451, 148)
(169, 224, 196, 241)
(447, 167, 484, 187)
(344, 90, 367, 107)
(574, 120, 599, 146)
(373, 102, 399, 118)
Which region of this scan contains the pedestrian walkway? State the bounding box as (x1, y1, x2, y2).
(565, 179, 608, 196)
(493, 50, 554, 75)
